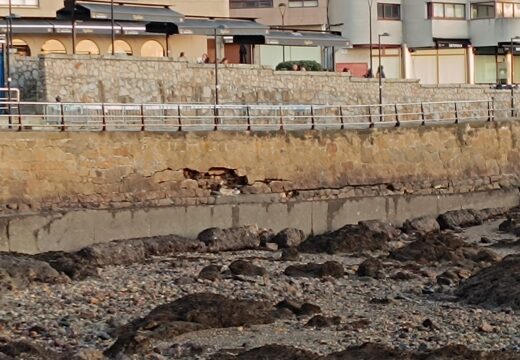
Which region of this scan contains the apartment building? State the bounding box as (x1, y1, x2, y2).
(0, 0, 230, 60)
(329, 0, 520, 84)
(229, 0, 330, 68)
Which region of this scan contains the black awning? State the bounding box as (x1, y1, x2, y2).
(57, 2, 184, 23)
(146, 18, 269, 36)
(235, 30, 351, 47)
(50, 20, 123, 35)
(0, 19, 54, 34)
(434, 38, 471, 49)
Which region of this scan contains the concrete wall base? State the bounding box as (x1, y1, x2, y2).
(2, 188, 518, 254)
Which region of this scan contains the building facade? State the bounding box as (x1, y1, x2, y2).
(329, 0, 520, 84)
(0, 0, 230, 61)
(229, 0, 329, 68)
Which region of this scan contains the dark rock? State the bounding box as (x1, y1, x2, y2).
(389, 232, 499, 265)
(275, 299, 321, 317)
(305, 315, 342, 328)
(0, 340, 64, 360)
(197, 225, 261, 252)
(402, 216, 440, 234)
(356, 257, 384, 279)
(342, 319, 371, 331)
(272, 228, 306, 248)
(0, 253, 68, 291)
(298, 221, 396, 254)
(422, 318, 434, 330)
(325, 343, 409, 360)
(209, 344, 321, 360)
(456, 254, 520, 310)
(437, 270, 460, 286)
(106, 293, 289, 357)
(228, 260, 267, 277)
(436, 209, 483, 230)
(258, 229, 275, 247)
(390, 271, 417, 281)
(198, 265, 222, 281)
(499, 217, 520, 236)
(284, 261, 344, 278)
(77, 235, 201, 267)
(34, 251, 98, 280)
(280, 248, 300, 261)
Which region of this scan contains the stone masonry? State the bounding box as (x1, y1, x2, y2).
(10, 55, 520, 112)
(0, 121, 518, 215)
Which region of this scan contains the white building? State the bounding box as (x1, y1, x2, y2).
(329, 0, 520, 84)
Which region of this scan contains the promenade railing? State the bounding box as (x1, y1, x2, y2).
(0, 98, 511, 132)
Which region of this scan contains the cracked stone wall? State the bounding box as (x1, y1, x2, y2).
(10, 55, 520, 111)
(0, 121, 519, 214)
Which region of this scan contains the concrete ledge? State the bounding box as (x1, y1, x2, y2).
(2, 188, 518, 254)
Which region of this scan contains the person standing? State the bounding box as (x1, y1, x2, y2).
(178, 52, 188, 62)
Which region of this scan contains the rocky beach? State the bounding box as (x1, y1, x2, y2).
(1, 207, 520, 359)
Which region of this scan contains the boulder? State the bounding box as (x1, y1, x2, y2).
(402, 216, 440, 234)
(436, 209, 483, 230)
(284, 261, 344, 278)
(197, 225, 261, 252)
(356, 258, 384, 279)
(272, 228, 306, 248)
(305, 315, 342, 328)
(198, 265, 223, 281)
(209, 344, 321, 360)
(280, 248, 300, 261)
(228, 260, 267, 277)
(456, 254, 520, 310)
(299, 221, 397, 254)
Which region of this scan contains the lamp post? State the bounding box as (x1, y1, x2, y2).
(5, 0, 12, 117)
(378, 32, 390, 117)
(111, 0, 115, 55)
(510, 36, 520, 116)
(368, 0, 373, 77)
(278, 2, 287, 62)
(213, 25, 226, 126)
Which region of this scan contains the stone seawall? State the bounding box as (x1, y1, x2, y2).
(0, 121, 518, 214)
(11, 55, 520, 110)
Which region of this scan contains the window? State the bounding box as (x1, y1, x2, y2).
(427, 3, 465, 19)
(229, 0, 273, 9)
(494, 2, 520, 18)
(288, 0, 319, 7)
(471, 3, 495, 19)
(377, 3, 400, 20)
(0, 0, 38, 6)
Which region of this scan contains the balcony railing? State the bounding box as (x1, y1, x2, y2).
(0, 97, 514, 132)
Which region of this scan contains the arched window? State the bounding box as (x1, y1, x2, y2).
(76, 39, 100, 55)
(41, 39, 66, 54)
(141, 40, 164, 57)
(108, 40, 132, 55)
(12, 39, 31, 56)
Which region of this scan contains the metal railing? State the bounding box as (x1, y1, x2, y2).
(0, 97, 512, 132)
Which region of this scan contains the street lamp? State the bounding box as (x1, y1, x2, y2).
(111, 0, 115, 55)
(378, 32, 390, 117)
(510, 36, 520, 116)
(278, 2, 287, 62)
(368, 0, 373, 77)
(213, 24, 226, 127)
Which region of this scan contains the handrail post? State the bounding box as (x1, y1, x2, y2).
(368, 105, 374, 128)
(101, 103, 106, 131)
(310, 105, 315, 130)
(420, 102, 426, 125)
(339, 106, 344, 130)
(60, 102, 65, 132)
(511, 86, 515, 118)
(177, 104, 182, 131)
(279, 105, 284, 130)
(454, 101, 459, 124)
(394, 103, 400, 127)
(492, 96, 496, 121)
(140, 104, 145, 131)
(17, 101, 22, 132)
(213, 105, 218, 131)
(246, 106, 251, 131)
(487, 99, 492, 122)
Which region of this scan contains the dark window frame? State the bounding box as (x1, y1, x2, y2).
(427, 2, 466, 20)
(229, 0, 273, 9)
(377, 3, 401, 21)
